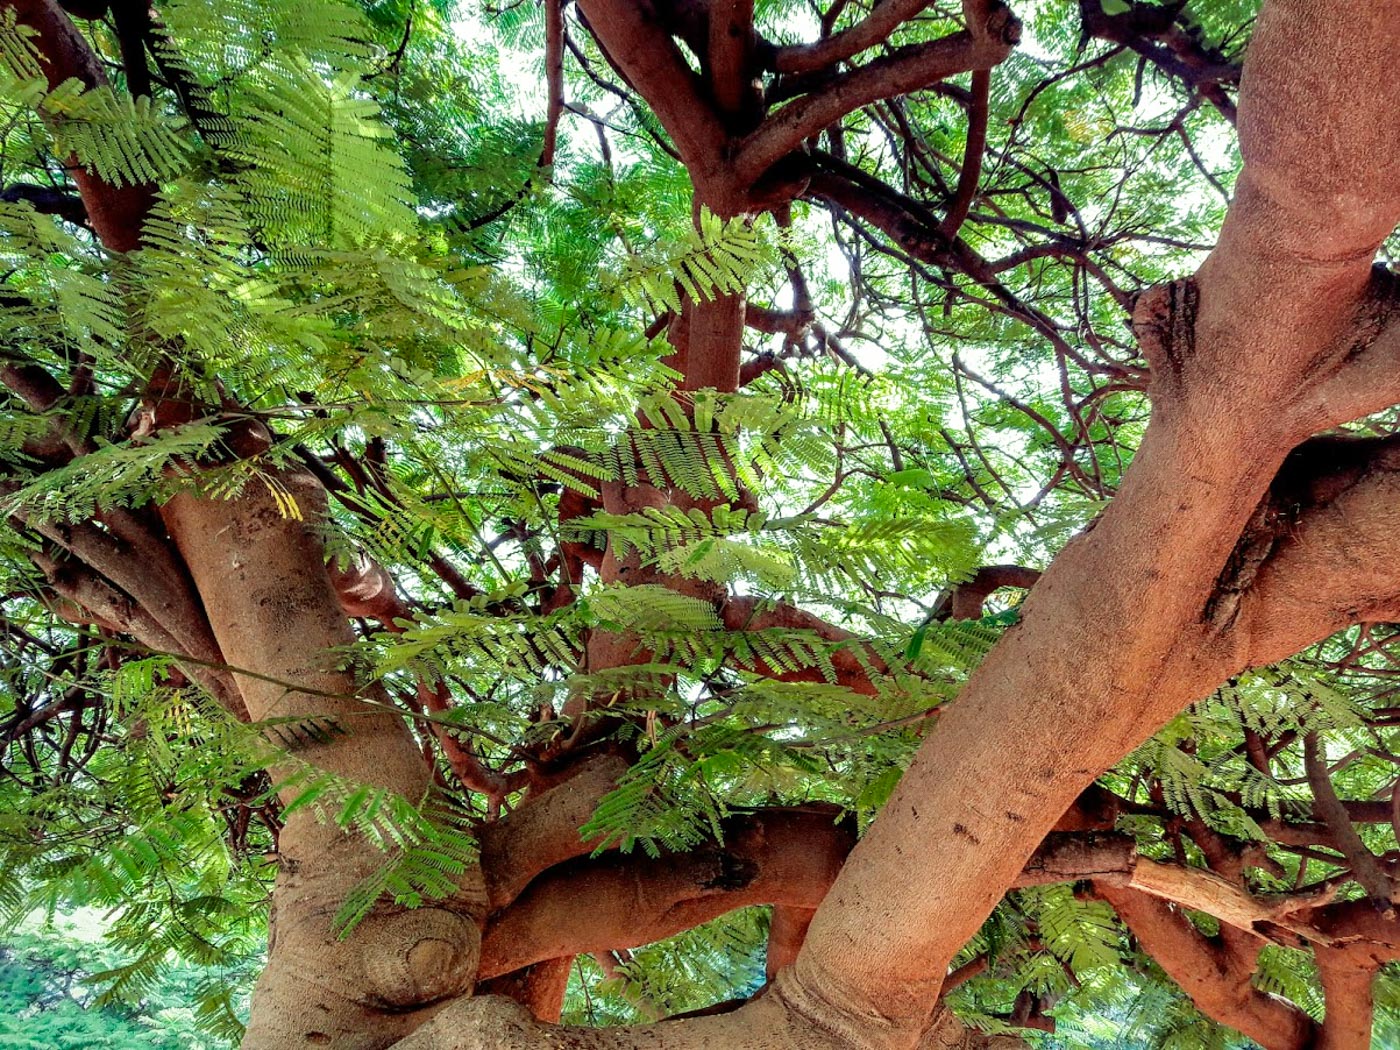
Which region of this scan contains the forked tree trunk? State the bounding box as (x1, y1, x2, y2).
(12, 0, 1400, 1045)
(388, 2, 1400, 1045)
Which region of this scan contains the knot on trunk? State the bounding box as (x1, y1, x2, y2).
(1132, 278, 1199, 397)
(360, 908, 482, 1009)
(700, 850, 760, 891)
(974, 0, 1023, 47)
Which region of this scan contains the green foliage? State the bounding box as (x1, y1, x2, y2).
(561, 909, 767, 1025)
(0, 917, 252, 1050)
(614, 208, 777, 315)
(0, 0, 1387, 1046)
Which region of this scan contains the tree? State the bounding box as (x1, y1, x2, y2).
(0, 0, 1398, 1047)
(0, 916, 256, 1048)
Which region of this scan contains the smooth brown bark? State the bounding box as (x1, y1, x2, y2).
(767, 907, 815, 981)
(479, 807, 855, 980)
(386, 2, 1400, 1047)
(780, 3, 1400, 1036)
(480, 957, 574, 1023)
(1313, 947, 1378, 1050)
(162, 477, 487, 1050)
(20, 0, 1400, 1046)
(734, 11, 1017, 187)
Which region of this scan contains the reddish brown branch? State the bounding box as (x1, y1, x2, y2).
(736, 13, 1017, 186)
(29, 516, 227, 690)
(938, 67, 990, 241)
(30, 550, 245, 716)
(720, 594, 887, 695)
(11, 0, 155, 252)
(327, 552, 515, 801)
(573, 0, 727, 182)
(771, 0, 937, 75)
(1303, 732, 1394, 908)
(479, 805, 856, 979)
(479, 957, 575, 1023)
(1077, 0, 1239, 124)
(1099, 885, 1313, 1050)
(936, 564, 1041, 620)
(1313, 946, 1378, 1050)
(766, 906, 814, 980)
(540, 0, 565, 169)
(706, 0, 755, 119)
(478, 753, 631, 909)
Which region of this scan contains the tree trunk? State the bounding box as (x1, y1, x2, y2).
(162, 474, 488, 1049)
(15, 0, 1400, 1046)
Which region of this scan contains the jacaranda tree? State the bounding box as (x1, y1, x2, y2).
(1, 0, 1399, 1047)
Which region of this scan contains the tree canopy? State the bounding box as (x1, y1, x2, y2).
(0, 0, 1398, 1048)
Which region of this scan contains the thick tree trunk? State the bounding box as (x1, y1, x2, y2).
(397, 2, 1400, 1046)
(22, 0, 1400, 1045)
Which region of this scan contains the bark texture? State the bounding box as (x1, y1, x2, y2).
(162, 478, 487, 1049)
(14, 0, 1400, 1047)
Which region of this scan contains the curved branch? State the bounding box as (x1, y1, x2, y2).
(1190, 1, 1400, 389)
(1230, 435, 1400, 668)
(478, 753, 630, 909)
(479, 806, 857, 979)
(1077, 0, 1239, 123)
(10, 0, 155, 251)
(573, 0, 727, 182)
(1098, 885, 1314, 1050)
(28, 549, 242, 714)
(771, 0, 936, 75)
(1303, 732, 1394, 907)
(737, 11, 1017, 186)
(720, 595, 888, 695)
(935, 564, 1041, 621)
(27, 517, 238, 713)
(937, 67, 990, 241)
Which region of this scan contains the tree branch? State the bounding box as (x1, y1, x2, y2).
(771, 0, 936, 75)
(478, 753, 630, 909)
(1303, 732, 1394, 908)
(935, 564, 1041, 620)
(1228, 435, 1400, 667)
(540, 0, 564, 169)
(719, 594, 889, 695)
(479, 805, 857, 979)
(573, 0, 728, 184)
(937, 67, 990, 241)
(1098, 884, 1314, 1050)
(10, 0, 155, 251)
(1077, 0, 1239, 123)
(736, 9, 1018, 186)
(0, 182, 87, 225)
(707, 0, 755, 120)
(1189, 1, 1400, 401)
(1313, 946, 1378, 1050)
